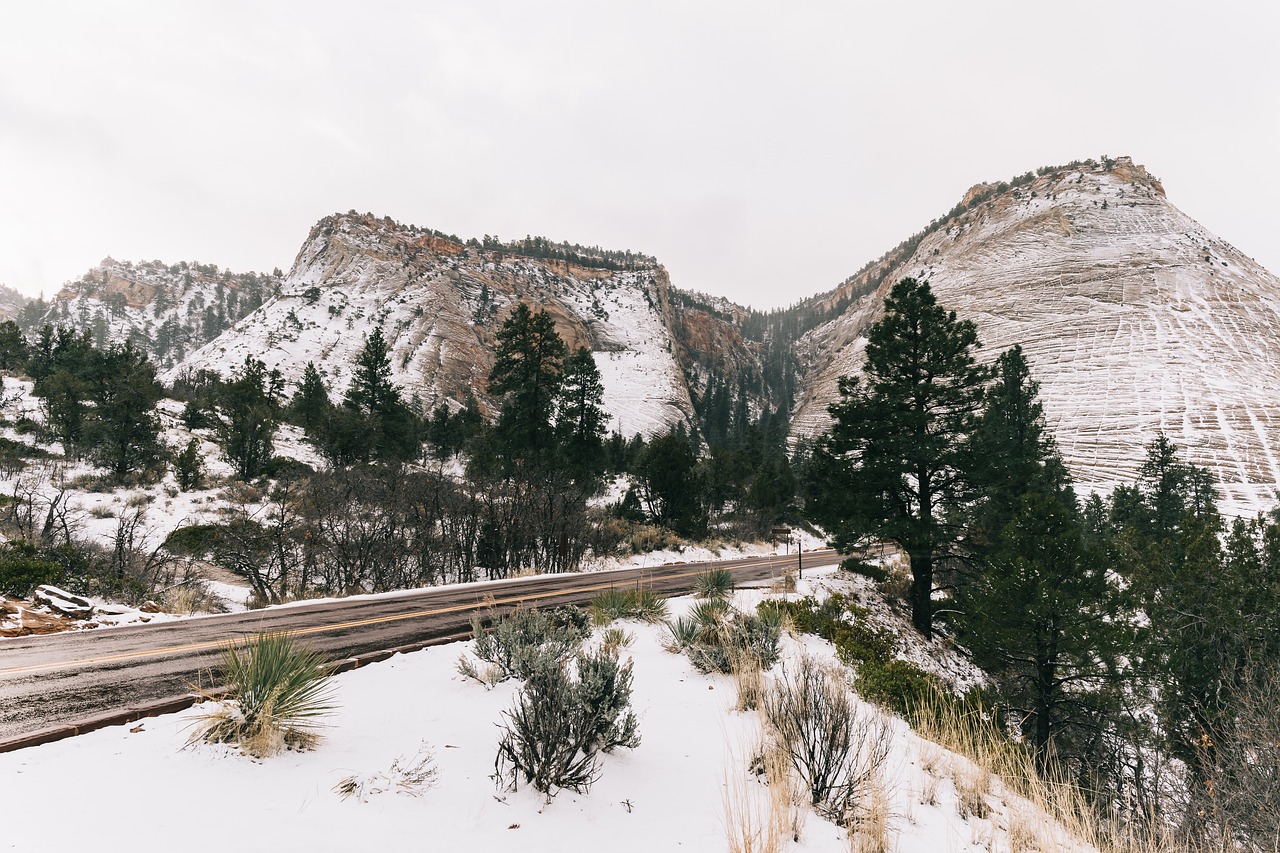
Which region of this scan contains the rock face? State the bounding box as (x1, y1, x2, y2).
(791, 157, 1280, 514)
(164, 214, 696, 438)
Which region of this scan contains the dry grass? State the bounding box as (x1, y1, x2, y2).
(906, 690, 1204, 853)
(848, 768, 894, 853)
(725, 730, 807, 853)
(953, 764, 992, 821)
(333, 744, 439, 802)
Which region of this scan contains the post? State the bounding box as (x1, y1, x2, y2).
(796, 535, 802, 580)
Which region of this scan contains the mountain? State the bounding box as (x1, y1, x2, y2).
(0, 283, 29, 321)
(30, 257, 281, 367)
(790, 157, 1280, 514)
(162, 214, 696, 438)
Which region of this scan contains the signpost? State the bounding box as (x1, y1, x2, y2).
(771, 527, 800, 580)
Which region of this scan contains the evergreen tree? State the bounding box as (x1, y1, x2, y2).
(960, 490, 1119, 769)
(489, 303, 566, 464)
(0, 320, 27, 370)
(174, 437, 204, 490)
(555, 346, 608, 482)
(290, 361, 331, 436)
(218, 356, 276, 480)
(968, 345, 1071, 548)
(86, 342, 163, 479)
(342, 327, 418, 462)
(637, 428, 704, 536)
(808, 278, 987, 637)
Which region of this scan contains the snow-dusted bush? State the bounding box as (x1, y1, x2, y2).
(494, 647, 640, 797)
(458, 605, 590, 685)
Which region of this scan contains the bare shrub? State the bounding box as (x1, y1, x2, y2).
(848, 768, 892, 853)
(763, 655, 892, 825)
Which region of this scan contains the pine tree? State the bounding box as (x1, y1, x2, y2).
(808, 278, 987, 637)
(960, 490, 1119, 768)
(87, 342, 163, 479)
(342, 327, 418, 462)
(489, 304, 566, 464)
(290, 361, 331, 436)
(218, 356, 276, 480)
(555, 346, 608, 482)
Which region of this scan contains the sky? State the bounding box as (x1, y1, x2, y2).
(2, 1, 1278, 310)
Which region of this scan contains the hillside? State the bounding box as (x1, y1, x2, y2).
(28, 157, 1280, 512)
(790, 157, 1280, 514)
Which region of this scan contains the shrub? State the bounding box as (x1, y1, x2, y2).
(460, 605, 589, 684)
(187, 632, 337, 758)
(839, 555, 889, 583)
(762, 595, 896, 667)
(763, 655, 891, 825)
(589, 585, 669, 626)
(494, 648, 640, 797)
(854, 658, 938, 719)
(667, 603, 782, 675)
(692, 567, 734, 599)
(174, 438, 203, 491)
(0, 543, 63, 597)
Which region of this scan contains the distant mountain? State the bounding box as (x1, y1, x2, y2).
(0, 283, 29, 322)
(790, 157, 1280, 514)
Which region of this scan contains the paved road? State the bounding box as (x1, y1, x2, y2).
(0, 550, 838, 742)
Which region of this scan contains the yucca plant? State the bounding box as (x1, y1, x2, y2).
(590, 585, 670, 626)
(692, 567, 735, 599)
(187, 632, 337, 758)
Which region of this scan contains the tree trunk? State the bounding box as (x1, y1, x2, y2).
(910, 550, 933, 639)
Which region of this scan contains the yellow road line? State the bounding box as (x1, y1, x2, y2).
(1, 555, 822, 676)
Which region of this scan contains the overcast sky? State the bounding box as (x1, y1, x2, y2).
(2, 1, 1277, 309)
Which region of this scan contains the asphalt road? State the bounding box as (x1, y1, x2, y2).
(0, 549, 838, 743)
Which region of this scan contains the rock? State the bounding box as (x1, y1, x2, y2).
(138, 600, 164, 613)
(33, 585, 94, 619)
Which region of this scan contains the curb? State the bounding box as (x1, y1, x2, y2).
(0, 630, 473, 755)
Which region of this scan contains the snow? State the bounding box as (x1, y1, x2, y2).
(0, 573, 1090, 853)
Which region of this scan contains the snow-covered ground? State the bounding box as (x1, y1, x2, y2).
(0, 571, 1090, 853)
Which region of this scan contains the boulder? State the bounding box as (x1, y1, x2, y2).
(33, 585, 94, 619)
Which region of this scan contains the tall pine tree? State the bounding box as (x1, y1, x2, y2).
(808, 278, 987, 637)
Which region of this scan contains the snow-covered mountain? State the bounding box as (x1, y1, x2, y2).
(35, 258, 281, 367)
(162, 214, 696, 439)
(791, 157, 1280, 515)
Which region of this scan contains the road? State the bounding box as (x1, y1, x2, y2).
(0, 549, 838, 745)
